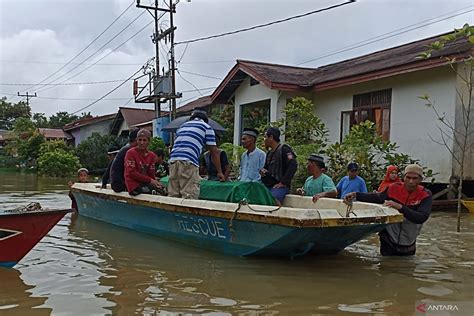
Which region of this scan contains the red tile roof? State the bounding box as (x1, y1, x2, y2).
(63, 113, 116, 131)
(212, 31, 473, 102)
(38, 128, 71, 139)
(176, 95, 212, 115)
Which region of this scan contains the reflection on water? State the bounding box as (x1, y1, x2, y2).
(1, 172, 473, 314)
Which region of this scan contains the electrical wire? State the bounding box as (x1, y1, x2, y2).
(35, 20, 155, 94)
(70, 67, 144, 115)
(297, 6, 474, 65)
(176, 70, 204, 96)
(35, 11, 147, 91)
(175, 0, 355, 45)
(18, 0, 136, 93)
(0, 79, 133, 86)
(177, 70, 222, 80)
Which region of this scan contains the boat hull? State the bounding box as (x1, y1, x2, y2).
(0, 210, 70, 267)
(461, 199, 474, 213)
(74, 189, 394, 257)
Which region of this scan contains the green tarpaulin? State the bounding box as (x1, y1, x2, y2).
(160, 177, 275, 206)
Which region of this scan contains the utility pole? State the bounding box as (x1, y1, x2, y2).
(134, 0, 181, 144)
(17, 92, 37, 106)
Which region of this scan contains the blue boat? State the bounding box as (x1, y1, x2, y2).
(72, 183, 403, 257)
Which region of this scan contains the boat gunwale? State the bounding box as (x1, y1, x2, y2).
(0, 208, 72, 217)
(72, 185, 404, 228)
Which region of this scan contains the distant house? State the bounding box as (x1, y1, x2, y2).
(0, 129, 9, 148)
(38, 128, 71, 142)
(211, 32, 473, 184)
(110, 107, 156, 138)
(63, 114, 116, 147)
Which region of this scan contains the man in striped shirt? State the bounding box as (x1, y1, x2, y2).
(168, 109, 224, 199)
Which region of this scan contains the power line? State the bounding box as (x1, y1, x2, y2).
(297, 7, 474, 65)
(70, 67, 144, 115)
(178, 70, 222, 80)
(0, 79, 133, 86)
(175, 0, 356, 45)
(0, 60, 143, 66)
(176, 70, 204, 96)
(35, 11, 147, 91)
(19, 0, 136, 93)
(0, 87, 215, 101)
(35, 19, 155, 94)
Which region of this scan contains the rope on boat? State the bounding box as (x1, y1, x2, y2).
(228, 199, 281, 242)
(345, 199, 357, 218)
(5, 202, 43, 213)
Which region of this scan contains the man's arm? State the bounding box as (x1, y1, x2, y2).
(207, 145, 224, 181)
(279, 146, 297, 186)
(398, 192, 432, 224)
(354, 190, 387, 204)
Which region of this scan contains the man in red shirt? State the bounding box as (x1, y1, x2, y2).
(124, 129, 165, 196)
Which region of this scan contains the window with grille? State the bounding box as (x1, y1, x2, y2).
(340, 89, 391, 141)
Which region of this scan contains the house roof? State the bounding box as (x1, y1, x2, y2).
(63, 113, 116, 131)
(211, 31, 473, 102)
(176, 95, 212, 115)
(38, 128, 71, 139)
(110, 107, 156, 135)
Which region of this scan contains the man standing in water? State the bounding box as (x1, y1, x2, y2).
(344, 164, 432, 256)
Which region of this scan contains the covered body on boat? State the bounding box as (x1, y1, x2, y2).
(0, 205, 71, 268)
(72, 182, 403, 257)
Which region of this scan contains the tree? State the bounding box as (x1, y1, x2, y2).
(210, 105, 234, 144)
(419, 23, 474, 232)
(32, 113, 49, 128)
(75, 132, 122, 171)
(0, 97, 31, 129)
(38, 141, 79, 177)
(278, 97, 329, 148)
(48, 111, 79, 128)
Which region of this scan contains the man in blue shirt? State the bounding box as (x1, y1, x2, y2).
(169, 109, 224, 199)
(336, 162, 368, 198)
(239, 128, 266, 182)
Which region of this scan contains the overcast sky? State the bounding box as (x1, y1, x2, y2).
(0, 0, 472, 117)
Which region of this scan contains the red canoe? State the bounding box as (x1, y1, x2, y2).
(0, 205, 71, 268)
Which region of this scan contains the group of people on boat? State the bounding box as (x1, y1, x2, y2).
(72, 108, 432, 257)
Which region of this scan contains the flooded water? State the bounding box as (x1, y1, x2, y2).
(0, 171, 473, 315)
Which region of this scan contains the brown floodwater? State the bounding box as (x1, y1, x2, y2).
(0, 171, 473, 315)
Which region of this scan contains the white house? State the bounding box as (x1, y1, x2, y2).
(210, 32, 473, 184)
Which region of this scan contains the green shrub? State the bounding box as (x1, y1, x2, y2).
(37, 150, 80, 177)
(75, 133, 122, 171)
(149, 137, 166, 153)
(326, 121, 433, 190)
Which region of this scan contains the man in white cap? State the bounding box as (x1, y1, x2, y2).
(344, 164, 432, 256)
(239, 127, 266, 182)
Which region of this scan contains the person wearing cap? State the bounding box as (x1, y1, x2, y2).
(169, 108, 224, 199)
(336, 162, 367, 199)
(124, 129, 164, 196)
(259, 127, 297, 205)
(296, 154, 337, 202)
(110, 129, 139, 192)
(344, 164, 432, 256)
(238, 127, 266, 182)
(101, 145, 120, 189)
